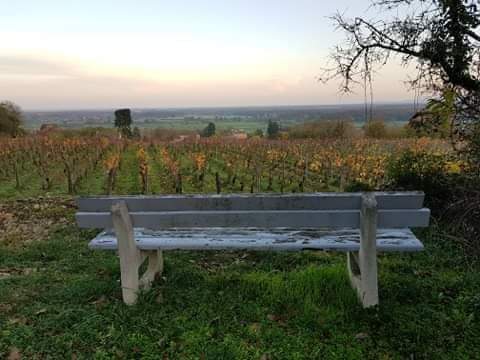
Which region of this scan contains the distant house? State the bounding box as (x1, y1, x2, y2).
(226, 130, 248, 140)
(231, 132, 248, 140)
(171, 134, 200, 143)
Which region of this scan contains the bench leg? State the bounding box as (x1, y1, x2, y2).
(347, 193, 379, 308)
(347, 250, 378, 308)
(111, 201, 143, 305)
(120, 259, 140, 306)
(139, 250, 164, 290)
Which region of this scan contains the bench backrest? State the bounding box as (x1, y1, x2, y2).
(76, 192, 430, 229)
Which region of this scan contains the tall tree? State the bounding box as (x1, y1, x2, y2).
(0, 101, 24, 137)
(267, 120, 280, 139)
(201, 122, 216, 137)
(114, 108, 133, 138)
(322, 0, 480, 142)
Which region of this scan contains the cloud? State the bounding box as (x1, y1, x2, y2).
(0, 51, 415, 110)
(0, 55, 79, 80)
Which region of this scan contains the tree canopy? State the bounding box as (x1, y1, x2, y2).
(0, 101, 24, 137)
(201, 122, 216, 137)
(114, 108, 133, 138)
(323, 0, 480, 142)
(267, 120, 280, 139)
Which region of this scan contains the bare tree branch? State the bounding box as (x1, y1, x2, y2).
(321, 0, 480, 94)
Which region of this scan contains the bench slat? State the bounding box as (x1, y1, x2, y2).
(76, 208, 430, 229)
(76, 192, 424, 212)
(88, 228, 424, 252)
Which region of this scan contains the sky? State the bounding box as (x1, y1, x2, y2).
(0, 0, 416, 110)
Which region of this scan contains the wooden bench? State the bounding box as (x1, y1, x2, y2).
(76, 192, 430, 308)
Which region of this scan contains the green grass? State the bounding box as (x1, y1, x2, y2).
(0, 219, 479, 359)
(0, 165, 67, 200)
(113, 146, 142, 195)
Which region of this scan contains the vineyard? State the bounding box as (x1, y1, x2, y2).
(2, 134, 480, 359)
(0, 134, 451, 198)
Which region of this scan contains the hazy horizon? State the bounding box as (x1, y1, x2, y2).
(2, 1, 418, 110)
(23, 100, 420, 113)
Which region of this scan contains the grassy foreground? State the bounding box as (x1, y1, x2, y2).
(0, 198, 479, 359)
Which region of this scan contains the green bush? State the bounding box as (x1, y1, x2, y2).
(363, 119, 387, 138)
(363, 119, 407, 139)
(385, 150, 453, 211)
(466, 122, 480, 176)
(387, 149, 480, 257)
(267, 120, 280, 139)
(201, 122, 216, 137)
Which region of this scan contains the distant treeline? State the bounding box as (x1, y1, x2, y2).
(24, 103, 419, 128)
(34, 118, 418, 141)
(287, 119, 409, 140)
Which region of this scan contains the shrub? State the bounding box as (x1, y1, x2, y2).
(387, 149, 480, 257)
(385, 150, 453, 211)
(363, 119, 387, 138)
(267, 120, 280, 139)
(201, 122, 216, 138)
(443, 185, 480, 256)
(363, 119, 410, 139)
(288, 120, 358, 139)
(251, 128, 264, 137)
(466, 122, 480, 177)
(384, 124, 409, 139)
(0, 101, 25, 137)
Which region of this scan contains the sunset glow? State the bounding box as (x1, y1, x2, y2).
(1, 0, 415, 109)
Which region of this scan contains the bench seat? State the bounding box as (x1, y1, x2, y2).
(77, 192, 430, 307)
(89, 227, 424, 252)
